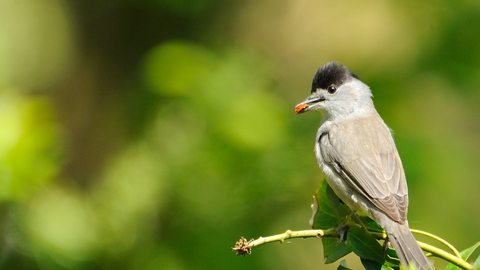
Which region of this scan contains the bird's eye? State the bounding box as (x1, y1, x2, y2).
(327, 85, 337, 94)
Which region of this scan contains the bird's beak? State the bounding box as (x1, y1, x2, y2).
(295, 96, 324, 114)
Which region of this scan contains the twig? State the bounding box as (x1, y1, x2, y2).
(232, 229, 335, 256)
(417, 241, 475, 270)
(231, 228, 386, 256)
(411, 229, 462, 259)
(231, 228, 475, 270)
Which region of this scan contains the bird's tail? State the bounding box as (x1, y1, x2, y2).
(386, 221, 433, 270)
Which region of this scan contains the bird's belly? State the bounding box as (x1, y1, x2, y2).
(320, 162, 372, 218)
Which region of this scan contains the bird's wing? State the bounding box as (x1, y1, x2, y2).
(319, 115, 408, 223)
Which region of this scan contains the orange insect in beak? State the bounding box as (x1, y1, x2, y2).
(295, 103, 309, 114)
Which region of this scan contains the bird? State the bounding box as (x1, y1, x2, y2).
(295, 62, 433, 270)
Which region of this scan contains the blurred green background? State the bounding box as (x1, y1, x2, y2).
(0, 0, 479, 269)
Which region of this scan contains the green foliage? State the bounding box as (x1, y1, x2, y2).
(338, 260, 356, 270)
(312, 179, 479, 270)
(360, 258, 383, 270)
(475, 255, 480, 270)
(312, 180, 351, 230)
(348, 227, 385, 265)
(312, 180, 391, 268)
(445, 242, 480, 270)
(323, 237, 352, 264)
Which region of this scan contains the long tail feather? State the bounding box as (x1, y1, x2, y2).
(386, 221, 433, 270)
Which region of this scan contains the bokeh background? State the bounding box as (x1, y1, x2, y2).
(0, 0, 479, 269)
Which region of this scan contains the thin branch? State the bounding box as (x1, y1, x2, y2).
(232, 229, 335, 256)
(231, 228, 475, 270)
(231, 228, 385, 256)
(417, 241, 475, 270)
(411, 229, 462, 259)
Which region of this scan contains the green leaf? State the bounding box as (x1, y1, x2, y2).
(326, 184, 353, 223)
(361, 258, 382, 270)
(313, 180, 353, 229)
(337, 264, 352, 270)
(326, 184, 342, 223)
(313, 210, 339, 229)
(323, 237, 353, 264)
(445, 241, 480, 270)
(337, 259, 355, 270)
(347, 227, 385, 264)
(385, 248, 397, 258)
(358, 215, 384, 233)
(316, 180, 336, 215)
(312, 180, 338, 229)
(474, 253, 480, 269)
(384, 248, 400, 268)
(459, 241, 480, 261)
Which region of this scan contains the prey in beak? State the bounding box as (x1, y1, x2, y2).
(295, 96, 325, 114)
(295, 103, 309, 114)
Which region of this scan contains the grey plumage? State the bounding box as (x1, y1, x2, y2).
(296, 62, 433, 270)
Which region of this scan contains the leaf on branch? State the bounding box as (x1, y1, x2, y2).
(337, 259, 355, 270)
(347, 227, 385, 265)
(323, 237, 353, 264)
(326, 183, 343, 224)
(317, 180, 336, 215)
(445, 241, 480, 270)
(460, 241, 480, 261)
(384, 248, 401, 268)
(311, 180, 351, 229)
(357, 215, 384, 233)
(474, 254, 480, 269)
(361, 258, 383, 270)
(311, 180, 338, 229)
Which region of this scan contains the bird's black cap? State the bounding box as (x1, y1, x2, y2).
(311, 62, 358, 93)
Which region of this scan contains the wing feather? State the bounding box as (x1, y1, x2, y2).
(320, 114, 408, 223)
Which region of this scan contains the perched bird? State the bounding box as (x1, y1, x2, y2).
(295, 62, 433, 270)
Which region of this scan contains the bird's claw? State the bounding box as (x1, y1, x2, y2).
(337, 224, 349, 244)
(383, 236, 390, 255)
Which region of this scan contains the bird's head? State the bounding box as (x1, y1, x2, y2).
(295, 62, 374, 120)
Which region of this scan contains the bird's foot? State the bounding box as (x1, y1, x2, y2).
(382, 236, 390, 255)
(337, 224, 349, 244)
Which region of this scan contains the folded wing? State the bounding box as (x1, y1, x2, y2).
(320, 114, 408, 223)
